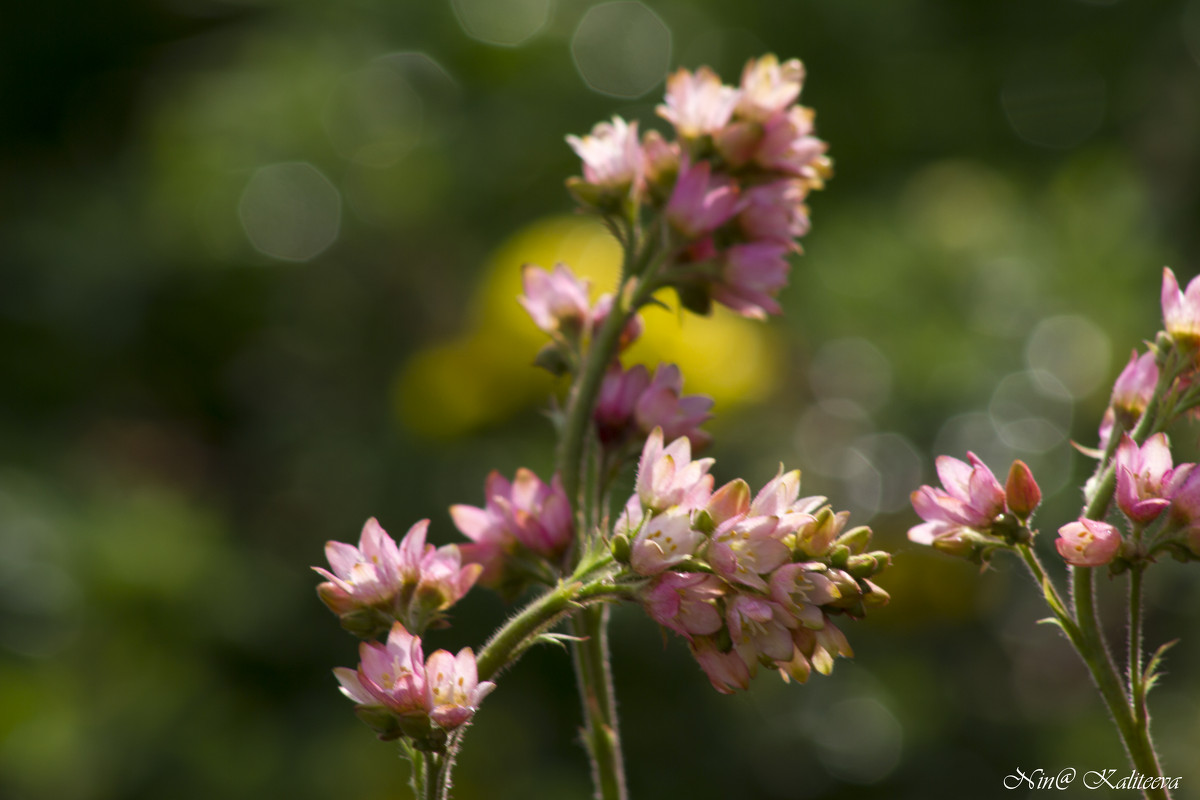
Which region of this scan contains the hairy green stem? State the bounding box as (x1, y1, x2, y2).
(1058, 351, 1182, 798)
(475, 575, 635, 682)
(553, 217, 666, 800)
(422, 752, 439, 800)
(571, 605, 626, 800)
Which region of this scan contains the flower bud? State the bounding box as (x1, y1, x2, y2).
(833, 524, 872, 555)
(533, 343, 571, 377)
(1005, 460, 1042, 519)
(861, 579, 890, 608)
(845, 554, 879, 579)
(828, 544, 850, 569)
(610, 532, 632, 564)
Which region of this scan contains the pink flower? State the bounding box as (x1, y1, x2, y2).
(635, 427, 714, 512)
(1111, 349, 1159, 423)
(594, 362, 651, 445)
(615, 499, 705, 575)
(908, 452, 1006, 547)
(748, 466, 825, 522)
(316, 518, 405, 614)
(335, 623, 495, 737)
(736, 55, 805, 122)
(634, 363, 714, 449)
(709, 513, 790, 590)
(1056, 518, 1122, 567)
(641, 130, 680, 188)
(424, 647, 496, 731)
(690, 636, 751, 694)
(642, 571, 725, 639)
(337, 622, 428, 717)
(315, 519, 480, 634)
(1167, 463, 1200, 541)
(665, 159, 741, 239)
(768, 562, 839, 630)
(450, 469, 574, 585)
(737, 180, 810, 248)
(657, 67, 740, 140)
(1161, 267, 1200, 349)
(754, 106, 828, 181)
(566, 116, 643, 191)
(710, 241, 791, 319)
(1115, 433, 1174, 523)
(518, 262, 591, 337)
(726, 593, 794, 667)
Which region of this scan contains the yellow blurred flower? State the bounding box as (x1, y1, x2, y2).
(395, 216, 780, 438)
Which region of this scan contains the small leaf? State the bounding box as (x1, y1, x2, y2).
(533, 632, 587, 651)
(1142, 639, 1180, 691)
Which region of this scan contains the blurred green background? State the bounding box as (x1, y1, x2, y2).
(3, 0, 1200, 798)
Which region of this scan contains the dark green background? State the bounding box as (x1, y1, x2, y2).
(2, 0, 1199, 798)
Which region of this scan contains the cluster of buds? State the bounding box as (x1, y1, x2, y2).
(612, 429, 890, 693)
(908, 453, 1042, 563)
(450, 467, 574, 595)
(314, 518, 481, 638)
(334, 622, 495, 749)
(567, 55, 830, 319)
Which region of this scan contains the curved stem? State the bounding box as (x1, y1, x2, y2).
(475, 574, 636, 682)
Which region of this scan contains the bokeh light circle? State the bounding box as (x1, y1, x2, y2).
(571, 2, 672, 98)
(451, 0, 552, 47)
(238, 162, 342, 262)
(1025, 314, 1111, 399)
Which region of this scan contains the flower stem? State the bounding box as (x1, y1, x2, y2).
(553, 217, 662, 800)
(571, 604, 627, 800)
(422, 751, 439, 800)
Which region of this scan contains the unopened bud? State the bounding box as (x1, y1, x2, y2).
(846, 554, 879, 579)
(1005, 460, 1042, 519)
(336, 607, 391, 640)
(355, 706, 405, 741)
(828, 544, 850, 569)
(533, 343, 571, 376)
(834, 525, 872, 555)
(692, 509, 716, 536)
(610, 532, 632, 564)
(861, 579, 890, 608)
(1154, 331, 1174, 366)
(866, 551, 892, 570)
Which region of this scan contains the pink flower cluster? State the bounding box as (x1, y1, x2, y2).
(908, 453, 1041, 558)
(450, 468, 574, 590)
(595, 361, 714, 451)
(617, 430, 889, 693)
(912, 436, 1200, 569)
(1060, 432, 1200, 567)
(335, 621, 495, 743)
(315, 518, 481, 637)
(567, 55, 831, 320)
